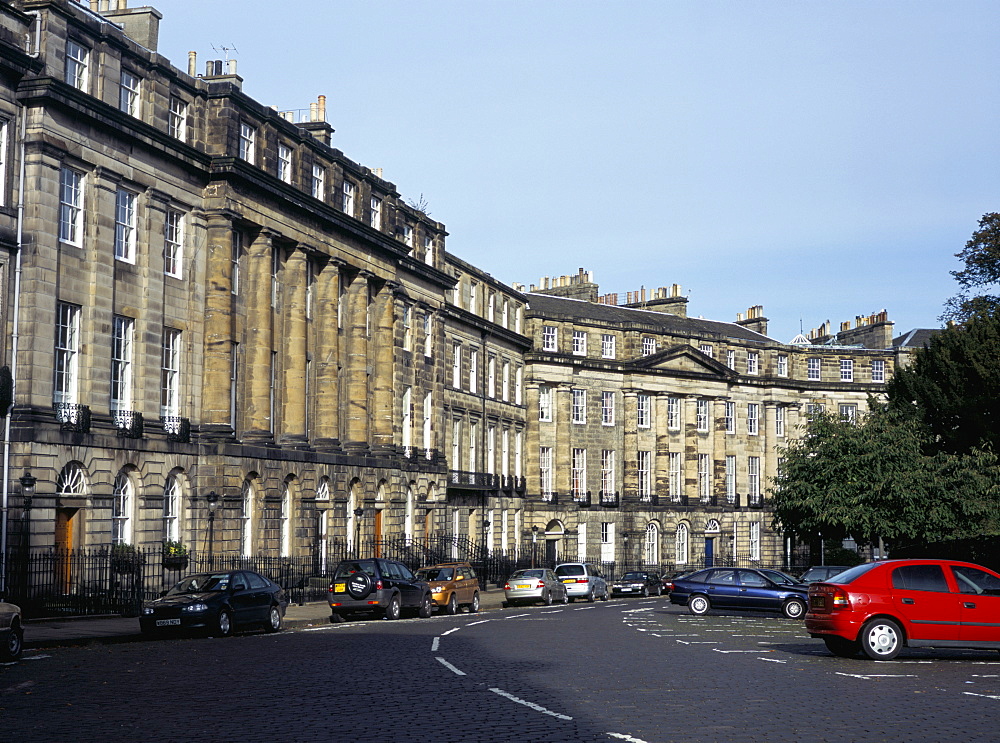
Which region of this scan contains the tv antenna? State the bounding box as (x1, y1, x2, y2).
(212, 44, 239, 62)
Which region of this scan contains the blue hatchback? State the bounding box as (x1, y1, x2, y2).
(668, 567, 809, 619)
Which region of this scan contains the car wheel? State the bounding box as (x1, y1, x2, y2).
(824, 635, 861, 658)
(688, 595, 711, 616)
(1, 623, 23, 661)
(544, 590, 553, 606)
(641, 587, 649, 598)
(384, 594, 402, 621)
(445, 593, 458, 615)
(562, 591, 569, 605)
(330, 612, 346, 623)
(266, 604, 283, 632)
(469, 592, 480, 613)
(418, 593, 434, 619)
(587, 588, 596, 603)
(860, 618, 902, 660)
(601, 587, 610, 601)
(216, 609, 234, 637)
(782, 598, 807, 620)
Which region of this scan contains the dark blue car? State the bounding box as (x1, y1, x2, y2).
(668, 567, 809, 619)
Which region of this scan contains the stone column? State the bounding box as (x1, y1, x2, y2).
(342, 270, 373, 452)
(279, 247, 308, 447)
(554, 385, 572, 499)
(242, 230, 276, 441)
(370, 281, 398, 455)
(654, 394, 670, 502)
(524, 383, 541, 495)
(313, 258, 343, 451)
(622, 391, 638, 501)
(199, 212, 236, 437)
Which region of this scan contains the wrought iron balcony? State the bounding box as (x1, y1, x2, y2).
(638, 492, 659, 506)
(447, 470, 499, 490)
(599, 490, 619, 507)
(514, 476, 526, 493)
(541, 490, 557, 504)
(55, 403, 91, 433)
(112, 409, 144, 438)
(161, 416, 191, 443)
(572, 490, 591, 507)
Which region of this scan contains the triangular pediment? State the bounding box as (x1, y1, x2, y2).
(632, 344, 736, 378)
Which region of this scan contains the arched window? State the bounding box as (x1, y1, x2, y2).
(163, 475, 180, 542)
(675, 523, 689, 566)
(280, 481, 291, 557)
(316, 477, 330, 501)
(404, 484, 415, 541)
(57, 462, 86, 498)
(112, 470, 133, 545)
(644, 522, 660, 565)
(240, 479, 254, 557)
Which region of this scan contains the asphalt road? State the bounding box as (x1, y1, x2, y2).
(3, 598, 1000, 742)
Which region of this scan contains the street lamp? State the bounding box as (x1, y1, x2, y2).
(20, 471, 36, 555)
(531, 525, 538, 569)
(622, 531, 630, 571)
(354, 507, 365, 557)
(206, 491, 219, 563)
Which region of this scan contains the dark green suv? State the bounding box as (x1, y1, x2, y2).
(328, 558, 434, 622)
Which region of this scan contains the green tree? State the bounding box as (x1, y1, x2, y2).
(943, 212, 1000, 322)
(771, 406, 1000, 548)
(886, 310, 1000, 456)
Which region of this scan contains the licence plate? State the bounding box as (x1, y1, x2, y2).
(561, 579, 573, 583)
(810, 596, 824, 608)
(155, 619, 181, 627)
(334, 583, 346, 593)
(517, 584, 530, 589)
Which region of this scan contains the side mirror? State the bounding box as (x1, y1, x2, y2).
(233, 583, 246, 591)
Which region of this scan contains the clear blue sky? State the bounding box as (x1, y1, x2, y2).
(151, 0, 999, 342)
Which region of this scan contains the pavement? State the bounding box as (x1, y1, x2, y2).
(22, 589, 510, 649)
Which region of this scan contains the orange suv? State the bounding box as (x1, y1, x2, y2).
(415, 562, 481, 614)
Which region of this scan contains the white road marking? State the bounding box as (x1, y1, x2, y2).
(713, 648, 767, 653)
(622, 607, 654, 614)
(301, 624, 363, 632)
(607, 733, 649, 743)
(835, 672, 917, 680)
(18, 654, 51, 660)
(574, 606, 596, 611)
(759, 658, 786, 663)
(964, 692, 1000, 700)
(440, 627, 461, 636)
(466, 619, 491, 626)
(431, 637, 439, 651)
(436, 657, 466, 676)
(489, 687, 572, 720)
(505, 613, 531, 619)
(540, 609, 564, 614)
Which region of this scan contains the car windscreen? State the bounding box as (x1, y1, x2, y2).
(760, 570, 801, 585)
(620, 573, 645, 580)
(169, 573, 230, 594)
(511, 570, 545, 579)
(823, 562, 878, 585)
(555, 565, 584, 577)
(334, 561, 378, 579)
(416, 568, 454, 582)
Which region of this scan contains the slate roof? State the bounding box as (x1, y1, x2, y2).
(892, 328, 941, 348)
(525, 293, 774, 344)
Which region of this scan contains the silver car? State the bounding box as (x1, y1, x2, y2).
(554, 562, 610, 602)
(504, 569, 569, 606)
(0, 601, 23, 661)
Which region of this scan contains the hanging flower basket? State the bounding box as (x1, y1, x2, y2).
(163, 554, 189, 571)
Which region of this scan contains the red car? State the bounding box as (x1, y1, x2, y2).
(805, 559, 1000, 660)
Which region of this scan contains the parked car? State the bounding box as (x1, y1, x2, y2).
(611, 571, 663, 598)
(661, 570, 692, 595)
(799, 565, 851, 583)
(0, 601, 23, 661)
(328, 558, 433, 622)
(140, 570, 287, 637)
(504, 568, 569, 606)
(806, 559, 1000, 660)
(669, 567, 809, 618)
(554, 562, 610, 602)
(415, 562, 481, 614)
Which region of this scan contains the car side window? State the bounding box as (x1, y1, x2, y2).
(952, 566, 1000, 595)
(892, 565, 950, 592)
(380, 561, 401, 580)
(395, 563, 416, 581)
(232, 572, 248, 591)
(737, 570, 767, 587)
(707, 570, 737, 586)
(246, 572, 268, 590)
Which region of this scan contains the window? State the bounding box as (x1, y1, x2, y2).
(169, 96, 187, 141)
(0, 119, 7, 206)
(840, 404, 858, 422)
(487, 293, 495, 323)
(370, 196, 382, 229)
(502, 360, 510, 402)
(65, 40, 89, 90)
(276, 144, 292, 183)
(871, 359, 886, 383)
(642, 337, 656, 356)
(539, 446, 553, 497)
(699, 343, 714, 358)
(59, 166, 84, 246)
(342, 180, 356, 216)
(644, 523, 660, 565)
(240, 480, 253, 557)
(572, 330, 587, 356)
(502, 299, 510, 328)
(163, 209, 183, 278)
(571, 448, 587, 497)
(601, 522, 615, 562)
(748, 457, 760, 504)
(110, 315, 134, 412)
(423, 314, 433, 357)
(538, 385, 552, 421)
(775, 406, 785, 437)
(112, 471, 132, 545)
(806, 403, 824, 422)
(452, 343, 461, 388)
(696, 400, 710, 432)
(402, 306, 413, 351)
(726, 349, 736, 368)
(840, 359, 854, 382)
(725, 455, 736, 503)
(238, 121, 256, 163)
(776, 354, 788, 377)
(601, 450, 615, 494)
(469, 282, 477, 313)
(747, 403, 759, 435)
(725, 401, 736, 434)
(698, 454, 711, 502)
(500, 428, 509, 476)
(572, 388, 586, 424)
(515, 430, 523, 478)
(423, 234, 434, 265)
(422, 392, 432, 452)
(401, 387, 412, 449)
(808, 357, 821, 381)
(163, 476, 180, 543)
(402, 224, 413, 248)
(515, 366, 523, 405)
(53, 302, 80, 407)
(542, 325, 558, 352)
(487, 354, 496, 398)
(231, 230, 243, 295)
(749, 522, 761, 561)
(469, 349, 478, 393)
(598, 333, 616, 359)
(602, 391, 615, 426)
(119, 69, 141, 117)
(452, 419, 461, 466)
(747, 351, 759, 375)
(675, 523, 689, 565)
(468, 420, 478, 471)
(311, 163, 325, 200)
(280, 485, 292, 557)
(891, 564, 949, 592)
(669, 452, 682, 503)
(114, 189, 137, 262)
(160, 328, 181, 417)
(667, 397, 680, 430)
(637, 394, 651, 428)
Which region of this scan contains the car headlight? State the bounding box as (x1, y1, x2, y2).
(142, 607, 154, 615)
(182, 603, 209, 613)
(432, 587, 444, 594)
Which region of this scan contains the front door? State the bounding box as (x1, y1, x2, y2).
(545, 539, 557, 567)
(704, 537, 715, 568)
(54, 508, 76, 593)
(374, 509, 383, 557)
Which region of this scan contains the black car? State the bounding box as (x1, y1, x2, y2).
(798, 565, 851, 583)
(328, 558, 434, 622)
(669, 567, 809, 619)
(610, 571, 663, 597)
(141, 570, 287, 637)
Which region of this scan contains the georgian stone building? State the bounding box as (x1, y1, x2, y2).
(0, 0, 913, 582)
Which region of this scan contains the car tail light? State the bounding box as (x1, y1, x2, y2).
(503, 582, 511, 590)
(537, 581, 546, 588)
(575, 578, 589, 583)
(830, 587, 851, 609)
(375, 580, 383, 590)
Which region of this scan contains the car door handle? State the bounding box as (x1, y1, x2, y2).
(901, 598, 915, 604)
(964, 602, 977, 609)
